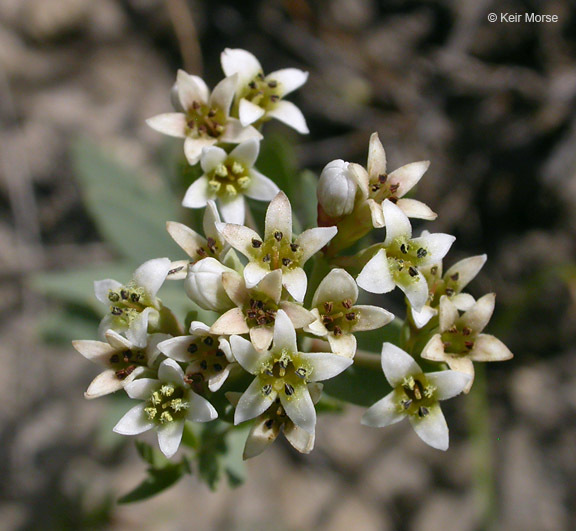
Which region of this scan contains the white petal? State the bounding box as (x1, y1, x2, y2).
(218, 195, 246, 224)
(182, 176, 212, 208)
(279, 386, 316, 433)
(411, 304, 437, 329)
(239, 99, 266, 126)
(388, 160, 430, 198)
(218, 337, 235, 362)
(398, 271, 429, 312)
(279, 302, 315, 329)
(267, 100, 309, 134)
(298, 351, 353, 381)
(235, 377, 277, 424)
(327, 333, 357, 359)
(94, 279, 122, 304)
(207, 364, 233, 392)
(166, 221, 205, 259)
(409, 405, 449, 451)
(126, 308, 153, 347)
(469, 334, 513, 362)
(420, 334, 446, 362)
(177, 70, 209, 109)
(158, 358, 185, 385)
(283, 423, 315, 454)
(249, 326, 274, 351)
(462, 293, 495, 333)
(200, 145, 227, 173)
(133, 257, 172, 298)
(211, 308, 250, 335)
(304, 309, 328, 337)
(243, 418, 279, 459)
(439, 296, 459, 332)
(113, 403, 154, 435)
(411, 233, 456, 266)
(444, 254, 487, 291)
(184, 137, 216, 166)
(368, 200, 385, 228)
(296, 226, 338, 264)
(361, 392, 404, 428)
(187, 392, 218, 422)
(216, 222, 261, 260)
(125, 377, 159, 400)
(255, 269, 283, 302)
(158, 335, 195, 362)
(382, 200, 412, 245)
(85, 370, 124, 399)
(210, 74, 237, 113)
(229, 138, 260, 167)
(282, 267, 308, 303)
(452, 293, 476, 311)
(312, 268, 357, 307)
(265, 191, 292, 241)
(221, 271, 249, 307)
(356, 249, 395, 294)
(203, 200, 223, 242)
(221, 119, 262, 143)
(230, 335, 263, 374)
(272, 310, 297, 354)
(427, 370, 472, 400)
(146, 113, 187, 138)
(244, 262, 269, 289)
(349, 163, 369, 198)
(220, 48, 262, 87)
(380, 342, 422, 387)
(396, 198, 437, 220)
(245, 170, 279, 201)
(367, 132, 387, 177)
(268, 68, 308, 97)
(157, 420, 184, 458)
(72, 339, 115, 364)
(352, 305, 395, 332)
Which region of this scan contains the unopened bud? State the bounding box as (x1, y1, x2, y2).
(185, 258, 234, 311)
(317, 159, 357, 217)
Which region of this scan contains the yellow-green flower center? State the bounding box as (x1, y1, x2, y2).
(109, 348, 148, 381)
(318, 298, 359, 336)
(258, 350, 311, 401)
(185, 101, 226, 139)
(250, 229, 304, 272)
(144, 383, 190, 424)
(395, 375, 436, 418)
(368, 172, 400, 204)
(207, 160, 251, 198)
(441, 323, 477, 355)
(245, 297, 278, 328)
(183, 335, 229, 386)
(240, 72, 282, 112)
(386, 237, 429, 286)
(107, 283, 151, 327)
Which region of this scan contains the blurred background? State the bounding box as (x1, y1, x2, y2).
(1, 0, 575, 529)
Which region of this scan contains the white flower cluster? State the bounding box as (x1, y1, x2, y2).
(73, 49, 513, 469)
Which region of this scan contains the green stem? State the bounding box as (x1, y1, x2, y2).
(353, 349, 382, 370)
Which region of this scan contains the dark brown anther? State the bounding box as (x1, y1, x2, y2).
(450, 273, 460, 281)
(208, 108, 216, 117)
(168, 266, 184, 276)
(342, 299, 353, 309)
(378, 174, 388, 184)
(109, 354, 120, 364)
(274, 231, 283, 241)
(409, 266, 418, 277)
(322, 315, 333, 324)
(108, 292, 120, 302)
(345, 312, 356, 321)
(187, 343, 198, 353)
(284, 383, 294, 396)
(263, 384, 272, 395)
(268, 80, 278, 88)
(449, 325, 458, 334)
(257, 316, 268, 325)
(282, 258, 291, 267)
(265, 369, 274, 377)
(389, 183, 399, 194)
(120, 289, 129, 300)
(213, 363, 223, 372)
(123, 350, 132, 362)
(295, 368, 307, 378)
(111, 307, 123, 316)
(323, 301, 333, 313)
(417, 248, 427, 258)
(262, 254, 271, 263)
(257, 73, 264, 80)
(400, 243, 408, 254)
(200, 360, 208, 370)
(256, 300, 264, 309)
(191, 100, 200, 110)
(248, 81, 257, 89)
(216, 349, 225, 357)
(333, 326, 343, 336)
(264, 418, 274, 429)
(402, 399, 412, 410)
(465, 341, 474, 349)
(203, 337, 214, 346)
(251, 238, 262, 248)
(279, 359, 288, 369)
(196, 247, 207, 257)
(206, 237, 217, 253)
(371, 184, 380, 192)
(445, 288, 455, 296)
(443, 341, 451, 349)
(290, 243, 299, 252)
(462, 326, 472, 336)
(247, 310, 257, 319)
(389, 197, 398, 204)
(270, 95, 280, 102)
(431, 266, 438, 275)
(418, 406, 429, 418)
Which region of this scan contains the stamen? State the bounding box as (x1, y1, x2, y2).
(345, 312, 356, 321)
(290, 243, 299, 252)
(418, 406, 429, 417)
(450, 273, 459, 281)
(445, 288, 455, 296)
(252, 238, 263, 248)
(408, 266, 418, 277)
(187, 343, 198, 353)
(263, 384, 272, 395)
(262, 254, 271, 263)
(417, 248, 427, 258)
(274, 231, 283, 241)
(108, 292, 120, 302)
(203, 337, 214, 346)
(282, 258, 291, 266)
(378, 174, 388, 184)
(284, 383, 294, 396)
(400, 243, 408, 254)
(111, 307, 123, 316)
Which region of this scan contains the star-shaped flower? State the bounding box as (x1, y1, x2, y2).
(146, 70, 262, 165)
(221, 48, 309, 133)
(113, 358, 217, 458)
(305, 268, 394, 358)
(210, 269, 315, 351)
(182, 139, 278, 224)
(356, 200, 455, 311)
(362, 343, 471, 450)
(230, 310, 352, 434)
(351, 133, 436, 228)
(421, 294, 513, 392)
(217, 191, 337, 302)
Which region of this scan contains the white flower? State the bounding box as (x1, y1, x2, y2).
(182, 139, 278, 224)
(184, 257, 235, 312)
(113, 358, 217, 458)
(421, 294, 513, 392)
(73, 329, 167, 399)
(356, 200, 455, 312)
(305, 269, 394, 358)
(317, 159, 357, 218)
(210, 269, 315, 351)
(230, 310, 352, 434)
(362, 343, 471, 451)
(351, 133, 436, 227)
(217, 191, 337, 302)
(158, 322, 235, 392)
(221, 48, 309, 133)
(94, 258, 173, 343)
(410, 254, 487, 328)
(146, 70, 262, 165)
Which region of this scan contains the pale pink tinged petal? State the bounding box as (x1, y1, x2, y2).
(265, 191, 292, 241)
(283, 423, 315, 454)
(211, 308, 250, 336)
(72, 339, 115, 364)
(361, 392, 404, 428)
(442, 357, 474, 392)
(200, 145, 227, 173)
(396, 198, 437, 220)
(230, 335, 264, 373)
(216, 222, 262, 259)
(255, 269, 283, 302)
(250, 326, 273, 351)
(239, 99, 266, 126)
(105, 329, 133, 350)
(272, 310, 298, 354)
(203, 200, 223, 241)
(166, 260, 188, 280)
(229, 137, 260, 167)
(380, 342, 422, 387)
(368, 200, 385, 228)
(113, 403, 154, 435)
(182, 176, 212, 208)
(312, 268, 358, 307)
(245, 170, 279, 201)
(94, 279, 122, 304)
(221, 271, 249, 307)
(125, 377, 159, 400)
(158, 335, 195, 362)
(85, 370, 124, 399)
(187, 392, 218, 422)
(184, 137, 215, 166)
(218, 337, 235, 362)
(469, 334, 513, 362)
(146, 113, 187, 138)
(420, 334, 447, 362)
(304, 310, 328, 336)
(445, 254, 487, 291)
(207, 364, 233, 392)
(220, 48, 262, 86)
(411, 233, 456, 266)
(367, 132, 387, 177)
(327, 333, 357, 359)
(411, 304, 437, 329)
(409, 404, 449, 451)
(427, 370, 472, 400)
(388, 160, 430, 197)
(243, 418, 279, 459)
(298, 351, 353, 381)
(268, 68, 308, 97)
(210, 74, 238, 113)
(267, 100, 309, 134)
(282, 267, 308, 303)
(279, 386, 316, 434)
(133, 257, 172, 298)
(349, 163, 370, 198)
(296, 226, 338, 264)
(166, 221, 206, 259)
(451, 293, 476, 311)
(177, 70, 209, 109)
(158, 358, 185, 385)
(218, 195, 246, 225)
(279, 302, 315, 329)
(244, 262, 269, 289)
(220, 119, 263, 143)
(157, 420, 184, 458)
(126, 308, 153, 347)
(356, 249, 395, 294)
(352, 305, 395, 332)
(235, 377, 277, 424)
(398, 271, 429, 312)
(382, 200, 412, 245)
(462, 293, 496, 333)
(439, 296, 459, 332)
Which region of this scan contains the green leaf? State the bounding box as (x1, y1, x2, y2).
(293, 170, 318, 230)
(222, 426, 250, 487)
(135, 440, 170, 468)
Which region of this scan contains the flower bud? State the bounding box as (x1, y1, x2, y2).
(185, 258, 234, 311)
(317, 160, 357, 217)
